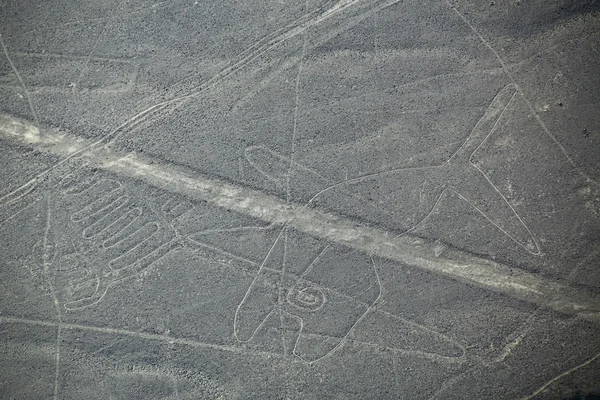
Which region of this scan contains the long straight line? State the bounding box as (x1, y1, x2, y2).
(1, 113, 599, 322)
(41, 195, 62, 400)
(0, 315, 283, 359)
(443, 0, 598, 187)
(0, 314, 465, 364)
(281, 0, 310, 360)
(0, 33, 39, 123)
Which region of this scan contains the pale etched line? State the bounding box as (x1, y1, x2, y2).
(278, 307, 288, 357)
(229, 52, 505, 119)
(59, 166, 98, 196)
(185, 237, 259, 267)
(2, 114, 600, 321)
(0, 196, 40, 227)
(0, 315, 295, 361)
(83, 198, 132, 239)
(443, 0, 599, 186)
(495, 309, 539, 363)
(101, 207, 142, 247)
(279, 227, 290, 357)
(496, 332, 524, 363)
(70, 180, 124, 222)
(294, 244, 330, 282)
(233, 227, 287, 342)
(0, 51, 139, 93)
(457, 87, 519, 162)
(313, 65, 505, 110)
(229, 57, 301, 114)
(289, 320, 466, 364)
(165, 0, 337, 93)
(393, 188, 447, 240)
(310, 164, 445, 203)
(293, 255, 383, 363)
(71, 0, 126, 90)
(494, 243, 597, 364)
(520, 351, 600, 399)
(106, 219, 158, 254)
(274, 9, 302, 358)
(160, 198, 193, 220)
(344, 337, 466, 364)
(281, 310, 466, 364)
(159, 200, 194, 242)
(260, 263, 372, 312)
(244, 149, 286, 188)
(307, 85, 541, 255)
(64, 237, 180, 311)
(42, 197, 62, 400)
(236, 308, 280, 345)
(453, 88, 540, 254)
(312, 85, 518, 193)
(286, 270, 328, 312)
(460, 88, 541, 254)
(0, 0, 388, 203)
(451, 188, 540, 255)
(153, 0, 341, 100)
(0, 103, 167, 220)
(286, 9, 308, 203)
(505, 29, 600, 75)
(107, 222, 160, 269)
(101, 207, 141, 247)
(377, 308, 466, 359)
(427, 367, 476, 400)
(245, 145, 405, 223)
(102, 0, 403, 147)
(245, 146, 324, 182)
(0, 33, 39, 123)
(0, 313, 463, 366)
(0, 177, 38, 209)
(52, 328, 62, 400)
(11, 51, 138, 65)
(59, 175, 187, 310)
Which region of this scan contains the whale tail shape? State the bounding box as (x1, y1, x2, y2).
(245, 84, 540, 255)
(443, 83, 541, 254)
(448, 83, 519, 164)
(320, 83, 540, 254)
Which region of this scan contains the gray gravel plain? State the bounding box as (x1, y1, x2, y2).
(1, 0, 600, 399)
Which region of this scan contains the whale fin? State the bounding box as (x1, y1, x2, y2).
(444, 84, 540, 254)
(448, 168, 540, 254)
(448, 83, 519, 164)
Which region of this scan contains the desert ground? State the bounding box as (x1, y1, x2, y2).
(1, 0, 600, 398)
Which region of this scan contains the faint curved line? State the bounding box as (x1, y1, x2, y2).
(393, 188, 449, 238)
(293, 255, 382, 363)
(108, 221, 160, 269)
(102, 207, 143, 248)
(521, 351, 600, 400)
(451, 189, 540, 255)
